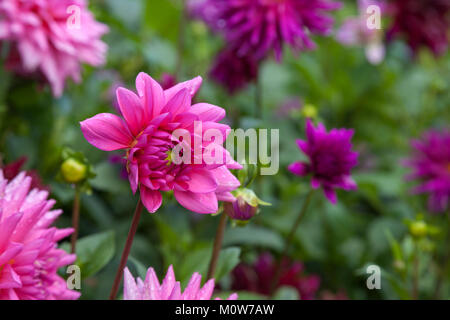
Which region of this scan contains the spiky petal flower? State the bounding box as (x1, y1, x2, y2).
(191, 0, 342, 61)
(386, 0, 449, 56)
(231, 252, 320, 300)
(0, 171, 79, 300)
(80, 72, 241, 214)
(123, 266, 238, 300)
(0, 0, 108, 96)
(288, 119, 358, 204)
(404, 130, 450, 213)
(210, 48, 259, 93)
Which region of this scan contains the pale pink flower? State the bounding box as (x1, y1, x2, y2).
(123, 266, 238, 300)
(0, 170, 80, 300)
(0, 0, 108, 96)
(336, 0, 385, 64)
(80, 72, 241, 214)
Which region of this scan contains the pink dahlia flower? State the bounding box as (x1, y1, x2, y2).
(386, 0, 449, 56)
(231, 252, 320, 300)
(191, 0, 342, 61)
(288, 119, 358, 204)
(404, 130, 450, 213)
(80, 72, 241, 214)
(336, 0, 386, 64)
(123, 265, 238, 300)
(0, 0, 108, 96)
(0, 170, 79, 300)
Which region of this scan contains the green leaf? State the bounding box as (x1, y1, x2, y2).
(66, 231, 116, 278)
(214, 247, 241, 281)
(223, 225, 284, 252)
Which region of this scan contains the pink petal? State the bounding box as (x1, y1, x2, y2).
(324, 187, 338, 204)
(190, 103, 226, 122)
(161, 88, 191, 116)
(80, 113, 133, 151)
(212, 166, 240, 193)
(164, 76, 202, 102)
(174, 190, 218, 214)
(160, 265, 176, 299)
(140, 187, 162, 213)
(186, 169, 218, 193)
(288, 162, 310, 176)
(135, 72, 165, 119)
(0, 264, 21, 289)
(216, 192, 236, 202)
(123, 267, 139, 300)
(116, 87, 146, 136)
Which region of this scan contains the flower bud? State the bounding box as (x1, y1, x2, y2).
(409, 221, 427, 238)
(301, 104, 318, 119)
(224, 188, 270, 225)
(61, 158, 87, 184)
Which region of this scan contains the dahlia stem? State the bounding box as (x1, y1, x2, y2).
(412, 242, 420, 299)
(207, 213, 228, 280)
(255, 74, 262, 119)
(433, 212, 450, 299)
(175, 0, 187, 78)
(109, 197, 144, 300)
(70, 186, 81, 254)
(270, 189, 314, 295)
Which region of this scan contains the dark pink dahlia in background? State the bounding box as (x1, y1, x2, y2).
(80, 72, 241, 214)
(404, 130, 450, 213)
(191, 0, 342, 61)
(0, 0, 108, 96)
(0, 171, 79, 300)
(210, 48, 259, 94)
(231, 252, 320, 299)
(386, 0, 449, 56)
(288, 119, 358, 204)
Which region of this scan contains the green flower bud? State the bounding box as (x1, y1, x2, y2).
(224, 188, 271, 225)
(409, 221, 428, 238)
(301, 104, 318, 119)
(61, 158, 87, 184)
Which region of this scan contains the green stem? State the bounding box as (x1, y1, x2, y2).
(270, 189, 314, 295)
(70, 187, 81, 254)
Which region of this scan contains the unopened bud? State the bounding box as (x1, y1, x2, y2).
(61, 158, 87, 184)
(224, 188, 270, 225)
(409, 221, 427, 238)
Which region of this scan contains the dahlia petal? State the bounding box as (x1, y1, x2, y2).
(0, 264, 22, 289)
(288, 162, 310, 176)
(80, 113, 133, 151)
(160, 265, 176, 299)
(216, 192, 236, 202)
(212, 166, 240, 193)
(128, 163, 139, 194)
(135, 72, 165, 119)
(140, 187, 162, 213)
(190, 103, 226, 122)
(186, 169, 218, 193)
(116, 87, 146, 136)
(197, 279, 215, 300)
(164, 76, 202, 102)
(162, 88, 191, 116)
(123, 267, 140, 300)
(174, 190, 218, 214)
(323, 187, 338, 204)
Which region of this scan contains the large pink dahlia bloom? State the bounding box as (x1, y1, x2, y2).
(0, 0, 108, 97)
(288, 119, 359, 204)
(191, 0, 342, 61)
(80, 72, 241, 214)
(404, 130, 450, 213)
(124, 266, 238, 300)
(0, 170, 79, 300)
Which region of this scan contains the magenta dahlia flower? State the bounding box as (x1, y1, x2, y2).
(0, 170, 79, 300)
(0, 0, 108, 96)
(231, 252, 320, 300)
(80, 72, 241, 214)
(288, 119, 358, 204)
(210, 48, 259, 93)
(404, 130, 450, 213)
(192, 0, 342, 61)
(124, 266, 238, 300)
(386, 0, 449, 56)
